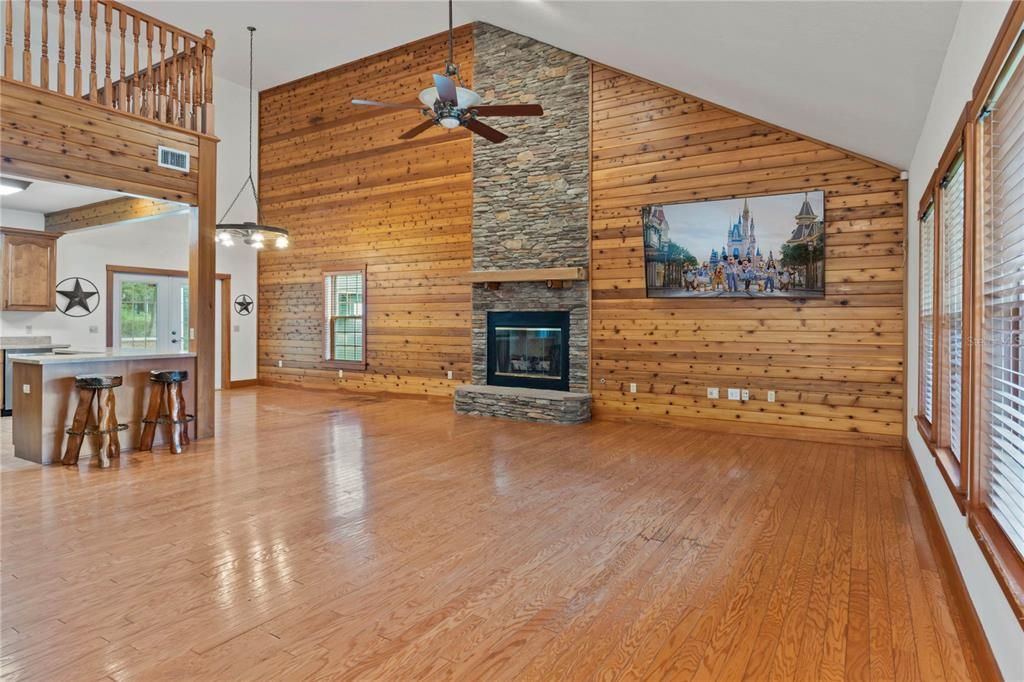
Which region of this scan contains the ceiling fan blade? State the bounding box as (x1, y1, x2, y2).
(399, 119, 436, 140)
(352, 99, 423, 110)
(470, 104, 544, 117)
(433, 74, 458, 105)
(464, 118, 508, 143)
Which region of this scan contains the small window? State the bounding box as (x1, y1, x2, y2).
(919, 203, 935, 426)
(323, 269, 366, 366)
(940, 153, 966, 462)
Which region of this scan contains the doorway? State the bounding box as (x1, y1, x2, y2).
(112, 273, 189, 353)
(106, 266, 231, 389)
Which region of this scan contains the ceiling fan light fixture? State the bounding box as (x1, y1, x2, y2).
(275, 236, 289, 249)
(439, 116, 462, 129)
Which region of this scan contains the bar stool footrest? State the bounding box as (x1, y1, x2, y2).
(142, 414, 195, 426)
(66, 423, 129, 437)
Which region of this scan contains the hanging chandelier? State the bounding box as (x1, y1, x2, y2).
(216, 26, 288, 250)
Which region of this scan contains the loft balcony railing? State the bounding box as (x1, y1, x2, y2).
(2, 0, 215, 135)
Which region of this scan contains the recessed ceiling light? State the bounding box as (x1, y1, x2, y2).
(0, 177, 31, 196)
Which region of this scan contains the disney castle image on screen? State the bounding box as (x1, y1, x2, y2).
(642, 191, 826, 299)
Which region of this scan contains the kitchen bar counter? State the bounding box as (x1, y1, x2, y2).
(11, 350, 197, 464)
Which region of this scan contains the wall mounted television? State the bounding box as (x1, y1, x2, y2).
(641, 190, 826, 299)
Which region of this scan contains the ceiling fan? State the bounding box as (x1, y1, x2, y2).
(350, 0, 543, 143)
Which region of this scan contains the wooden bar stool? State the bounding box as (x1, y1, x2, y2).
(62, 374, 128, 468)
(139, 370, 193, 455)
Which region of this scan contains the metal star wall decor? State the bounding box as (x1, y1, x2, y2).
(234, 294, 254, 316)
(56, 277, 100, 317)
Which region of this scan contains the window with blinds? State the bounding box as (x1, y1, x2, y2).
(941, 155, 966, 459)
(323, 270, 365, 364)
(920, 204, 936, 424)
(980, 45, 1024, 559)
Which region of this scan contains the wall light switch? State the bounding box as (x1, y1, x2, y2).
(741, 389, 750, 401)
(338, 369, 344, 378)
(22, 384, 31, 394)
(88, 325, 99, 334)
(233, 325, 240, 333)
(447, 370, 453, 379)
(707, 387, 719, 399)
(24, 325, 32, 334)
(727, 388, 741, 401)
(767, 390, 776, 403)
(629, 383, 637, 393)
(277, 360, 283, 368)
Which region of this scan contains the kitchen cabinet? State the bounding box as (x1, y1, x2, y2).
(1, 227, 62, 311)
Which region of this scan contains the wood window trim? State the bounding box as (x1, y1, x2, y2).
(969, 507, 1024, 623)
(321, 265, 368, 371)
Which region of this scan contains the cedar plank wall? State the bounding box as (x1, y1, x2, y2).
(590, 65, 906, 448)
(257, 28, 474, 395)
(0, 79, 200, 204)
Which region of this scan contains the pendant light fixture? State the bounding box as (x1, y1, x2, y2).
(216, 26, 288, 250)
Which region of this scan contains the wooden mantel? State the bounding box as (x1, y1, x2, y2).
(460, 267, 588, 289)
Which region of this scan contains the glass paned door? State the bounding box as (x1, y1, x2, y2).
(113, 274, 189, 352)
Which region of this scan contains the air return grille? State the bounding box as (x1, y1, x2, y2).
(157, 146, 190, 172)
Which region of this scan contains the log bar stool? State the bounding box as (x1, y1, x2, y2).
(139, 370, 194, 455)
(62, 375, 129, 468)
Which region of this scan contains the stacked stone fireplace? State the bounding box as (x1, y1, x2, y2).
(453, 24, 592, 424)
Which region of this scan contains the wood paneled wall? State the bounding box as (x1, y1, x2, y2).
(257, 28, 474, 396)
(1, 79, 200, 203)
(590, 65, 907, 447)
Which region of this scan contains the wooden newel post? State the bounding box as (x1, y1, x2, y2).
(203, 29, 214, 135)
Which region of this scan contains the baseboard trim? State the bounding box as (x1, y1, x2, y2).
(903, 438, 1002, 682)
(227, 379, 259, 389)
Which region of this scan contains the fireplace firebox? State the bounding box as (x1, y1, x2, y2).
(487, 311, 570, 392)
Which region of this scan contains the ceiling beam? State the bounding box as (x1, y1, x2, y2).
(44, 197, 188, 233)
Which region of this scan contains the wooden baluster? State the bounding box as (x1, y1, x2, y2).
(144, 20, 153, 117)
(117, 8, 126, 110)
(168, 30, 178, 125)
(4, 0, 12, 78)
(57, 0, 66, 94)
(22, 0, 30, 83)
(102, 1, 111, 105)
(182, 38, 192, 130)
(131, 14, 139, 113)
(191, 37, 200, 130)
(157, 25, 166, 121)
(88, 0, 97, 101)
(203, 29, 214, 134)
(40, 0, 48, 88)
(72, 0, 81, 97)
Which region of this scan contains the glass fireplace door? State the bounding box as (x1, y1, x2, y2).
(487, 311, 570, 391)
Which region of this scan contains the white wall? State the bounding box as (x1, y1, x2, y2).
(906, 2, 1024, 679)
(0, 207, 45, 230)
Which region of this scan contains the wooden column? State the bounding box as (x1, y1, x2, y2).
(190, 136, 217, 439)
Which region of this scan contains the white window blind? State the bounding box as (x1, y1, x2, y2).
(981, 49, 1024, 558)
(920, 205, 936, 423)
(942, 155, 966, 459)
(323, 271, 365, 363)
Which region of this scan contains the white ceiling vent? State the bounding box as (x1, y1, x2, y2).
(157, 146, 190, 173)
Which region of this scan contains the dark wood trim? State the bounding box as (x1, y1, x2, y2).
(969, 507, 1024, 625)
(904, 439, 1004, 681)
(971, 0, 1024, 120)
(228, 378, 258, 388)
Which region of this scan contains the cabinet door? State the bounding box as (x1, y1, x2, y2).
(3, 234, 57, 311)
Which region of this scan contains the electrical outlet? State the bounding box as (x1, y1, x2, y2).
(277, 360, 283, 368)
(446, 370, 453, 379)
(767, 390, 776, 403)
(338, 369, 344, 378)
(727, 388, 741, 401)
(233, 325, 240, 333)
(629, 383, 637, 393)
(741, 389, 750, 401)
(88, 325, 99, 334)
(22, 384, 30, 394)
(24, 325, 32, 334)
(707, 387, 719, 399)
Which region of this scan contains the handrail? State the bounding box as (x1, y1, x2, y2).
(1, 0, 215, 135)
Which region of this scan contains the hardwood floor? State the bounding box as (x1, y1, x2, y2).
(1, 387, 984, 680)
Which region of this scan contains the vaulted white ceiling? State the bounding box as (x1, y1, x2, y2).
(137, 0, 964, 168)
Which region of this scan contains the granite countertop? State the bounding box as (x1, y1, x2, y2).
(8, 349, 197, 365)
